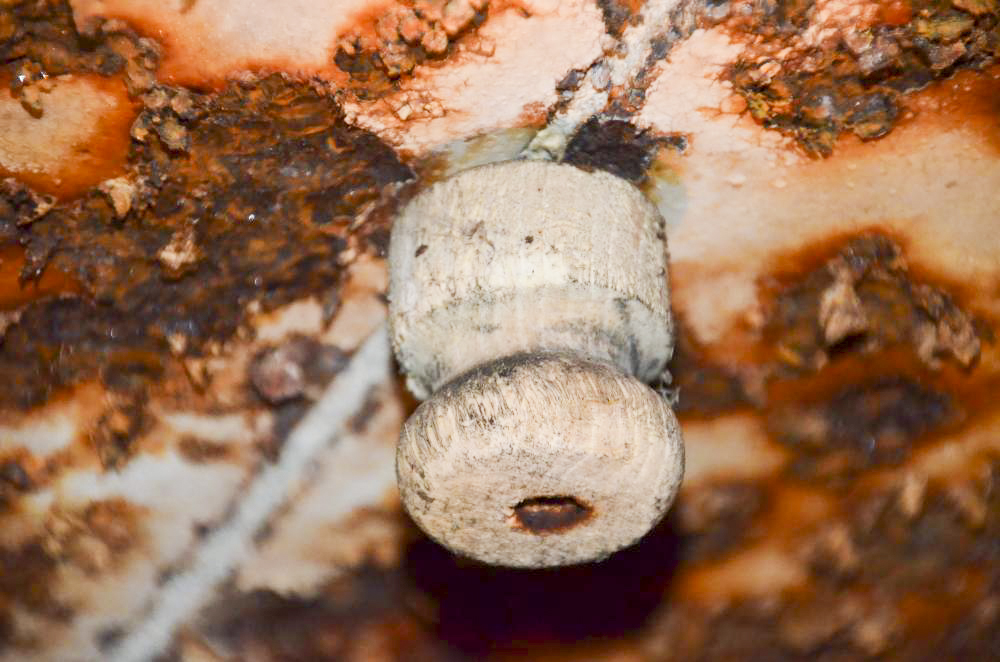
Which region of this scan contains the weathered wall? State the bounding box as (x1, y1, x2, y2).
(1, 0, 998, 659)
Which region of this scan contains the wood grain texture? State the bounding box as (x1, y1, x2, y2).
(397, 353, 683, 567)
(390, 159, 681, 567)
(389, 159, 673, 399)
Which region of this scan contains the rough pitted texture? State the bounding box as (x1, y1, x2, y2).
(397, 353, 684, 567)
(389, 159, 673, 399)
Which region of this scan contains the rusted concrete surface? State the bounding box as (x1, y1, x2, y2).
(1, 0, 998, 659)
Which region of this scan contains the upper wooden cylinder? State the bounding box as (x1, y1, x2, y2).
(388, 159, 674, 399)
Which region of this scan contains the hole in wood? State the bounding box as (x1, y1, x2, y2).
(512, 495, 593, 534)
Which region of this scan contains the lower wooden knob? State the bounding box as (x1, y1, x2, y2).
(396, 353, 684, 567)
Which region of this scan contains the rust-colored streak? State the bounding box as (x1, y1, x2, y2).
(70, 0, 486, 93)
(900, 567, 985, 628)
(880, 0, 912, 27)
(0, 72, 413, 412)
(0, 244, 82, 311)
(0, 75, 137, 199)
(512, 496, 592, 534)
(907, 66, 1000, 156)
(724, 0, 1000, 157)
(674, 483, 834, 603)
(69, 0, 384, 90)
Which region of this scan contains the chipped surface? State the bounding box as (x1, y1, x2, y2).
(1, 73, 411, 411)
(2, 0, 1000, 659)
(69, 0, 607, 157)
(0, 75, 136, 198)
(343, 0, 607, 155)
(643, 58, 1000, 348)
(236, 379, 404, 596)
(69, 0, 386, 86)
(722, 0, 999, 154)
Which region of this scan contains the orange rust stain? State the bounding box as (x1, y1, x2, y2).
(0, 244, 82, 311)
(899, 567, 987, 635)
(75, 1, 397, 90)
(880, 0, 911, 27)
(788, 230, 995, 310)
(767, 346, 1000, 419)
(675, 483, 835, 604)
(904, 65, 1000, 153)
(755, 228, 897, 291)
(757, 483, 837, 538)
(515, 100, 549, 127)
(830, 66, 1000, 158)
(757, 225, 996, 331)
(0, 74, 137, 199)
(673, 224, 1000, 424)
(756, 231, 1000, 433)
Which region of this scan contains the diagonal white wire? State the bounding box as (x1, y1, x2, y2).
(522, 0, 686, 161)
(108, 3, 694, 657)
(107, 325, 391, 662)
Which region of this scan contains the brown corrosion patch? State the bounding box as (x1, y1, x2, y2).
(663, 463, 999, 657)
(562, 117, 686, 184)
(0, 541, 61, 645)
(511, 496, 593, 534)
(756, 234, 995, 476)
(675, 483, 835, 603)
(721, 0, 1000, 155)
(334, 0, 490, 98)
(595, 0, 644, 37)
(669, 231, 997, 484)
(767, 359, 957, 474)
(669, 325, 758, 418)
(176, 436, 234, 464)
(68, 0, 383, 90)
(0, 74, 137, 199)
(1, 0, 148, 197)
(758, 233, 987, 368)
(0, 243, 81, 311)
(906, 65, 1000, 155)
(69, 0, 490, 94)
(674, 480, 765, 561)
(1, 73, 412, 413)
(42, 497, 146, 575)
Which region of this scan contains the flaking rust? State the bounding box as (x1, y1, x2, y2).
(334, 0, 490, 92)
(1, 0, 1000, 659)
(0, 4, 413, 655)
(204, 232, 999, 660)
(1, 69, 411, 410)
(176, 132, 998, 657)
(719, 0, 1000, 155)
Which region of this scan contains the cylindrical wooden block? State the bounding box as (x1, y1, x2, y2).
(389, 160, 683, 567)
